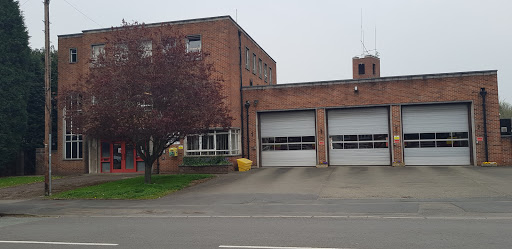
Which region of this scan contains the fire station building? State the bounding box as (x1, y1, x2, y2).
(52, 15, 512, 174)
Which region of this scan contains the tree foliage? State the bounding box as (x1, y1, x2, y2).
(62, 21, 231, 183)
(0, 0, 31, 173)
(500, 100, 512, 119)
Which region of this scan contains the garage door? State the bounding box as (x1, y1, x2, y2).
(402, 104, 470, 165)
(260, 111, 316, 167)
(328, 107, 390, 165)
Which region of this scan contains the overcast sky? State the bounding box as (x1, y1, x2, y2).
(19, 0, 512, 102)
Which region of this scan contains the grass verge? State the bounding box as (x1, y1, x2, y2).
(51, 174, 214, 200)
(0, 176, 62, 189)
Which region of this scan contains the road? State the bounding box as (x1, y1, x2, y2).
(1, 216, 512, 249)
(1, 167, 512, 248)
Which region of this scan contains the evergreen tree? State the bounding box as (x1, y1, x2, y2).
(0, 0, 31, 174)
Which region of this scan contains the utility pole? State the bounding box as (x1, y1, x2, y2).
(44, 0, 52, 196)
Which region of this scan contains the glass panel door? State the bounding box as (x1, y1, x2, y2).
(101, 142, 111, 173)
(112, 143, 123, 171)
(125, 144, 135, 170)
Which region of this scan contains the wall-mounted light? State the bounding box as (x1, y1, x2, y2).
(354, 86, 359, 92)
(253, 100, 259, 107)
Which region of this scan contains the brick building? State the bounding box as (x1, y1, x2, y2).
(55, 16, 275, 174)
(53, 15, 511, 175)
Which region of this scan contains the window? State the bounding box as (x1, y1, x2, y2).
(403, 132, 469, 148)
(91, 44, 105, 61)
(69, 48, 77, 63)
(269, 67, 272, 84)
(250, 79, 253, 86)
(261, 136, 316, 151)
(63, 112, 83, 160)
(245, 47, 250, 70)
(63, 95, 83, 160)
(258, 58, 262, 78)
(185, 129, 240, 156)
(186, 35, 201, 52)
(264, 63, 268, 82)
(329, 134, 388, 150)
(114, 43, 128, 63)
(142, 40, 152, 57)
(358, 63, 365, 75)
(372, 63, 376, 75)
(252, 53, 256, 74)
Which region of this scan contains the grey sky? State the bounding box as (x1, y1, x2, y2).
(19, 0, 512, 102)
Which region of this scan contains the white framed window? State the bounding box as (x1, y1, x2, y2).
(252, 53, 256, 74)
(186, 35, 201, 53)
(63, 110, 83, 160)
(63, 95, 83, 160)
(264, 63, 268, 82)
(142, 40, 152, 57)
(185, 129, 240, 156)
(69, 48, 77, 63)
(245, 47, 250, 70)
(258, 58, 262, 78)
(91, 44, 105, 61)
(269, 67, 272, 84)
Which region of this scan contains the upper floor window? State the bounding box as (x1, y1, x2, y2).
(358, 63, 365, 75)
(269, 67, 273, 84)
(91, 44, 105, 61)
(186, 35, 201, 53)
(69, 48, 77, 63)
(245, 47, 250, 70)
(264, 63, 268, 82)
(252, 53, 256, 74)
(372, 63, 376, 75)
(258, 58, 262, 79)
(142, 40, 152, 57)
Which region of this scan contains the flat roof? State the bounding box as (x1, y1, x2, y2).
(58, 15, 275, 63)
(243, 70, 498, 90)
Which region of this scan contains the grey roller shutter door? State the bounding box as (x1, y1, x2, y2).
(328, 107, 390, 165)
(402, 104, 470, 165)
(260, 111, 316, 167)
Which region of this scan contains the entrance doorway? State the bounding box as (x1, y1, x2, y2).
(101, 141, 145, 173)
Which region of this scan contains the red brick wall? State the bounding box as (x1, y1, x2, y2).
(316, 109, 327, 164)
(353, 55, 380, 79)
(243, 71, 503, 166)
(500, 137, 512, 166)
(56, 17, 274, 174)
(391, 105, 403, 165)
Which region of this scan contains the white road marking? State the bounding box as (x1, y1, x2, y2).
(89, 215, 512, 220)
(219, 246, 355, 249)
(0, 240, 118, 246)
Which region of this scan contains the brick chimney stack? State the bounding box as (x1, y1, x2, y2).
(352, 55, 380, 79)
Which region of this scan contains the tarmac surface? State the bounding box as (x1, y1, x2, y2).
(1, 166, 512, 218)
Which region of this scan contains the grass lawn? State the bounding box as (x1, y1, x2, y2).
(0, 176, 61, 189)
(52, 174, 214, 200)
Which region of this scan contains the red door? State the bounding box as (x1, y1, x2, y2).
(101, 141, 142, 173)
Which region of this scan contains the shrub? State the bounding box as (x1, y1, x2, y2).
(181, 156, 231, 166)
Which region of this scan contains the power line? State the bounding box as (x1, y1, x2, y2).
(20, 0, 31, 6)
(63, 0, 102, 27)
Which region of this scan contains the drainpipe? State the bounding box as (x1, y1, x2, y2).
(238, 30, 245, 158)
(245, 101, 251, 159)
(480, 88, 489, 162)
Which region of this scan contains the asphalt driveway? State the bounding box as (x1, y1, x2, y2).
(170, 166, 512, 200)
